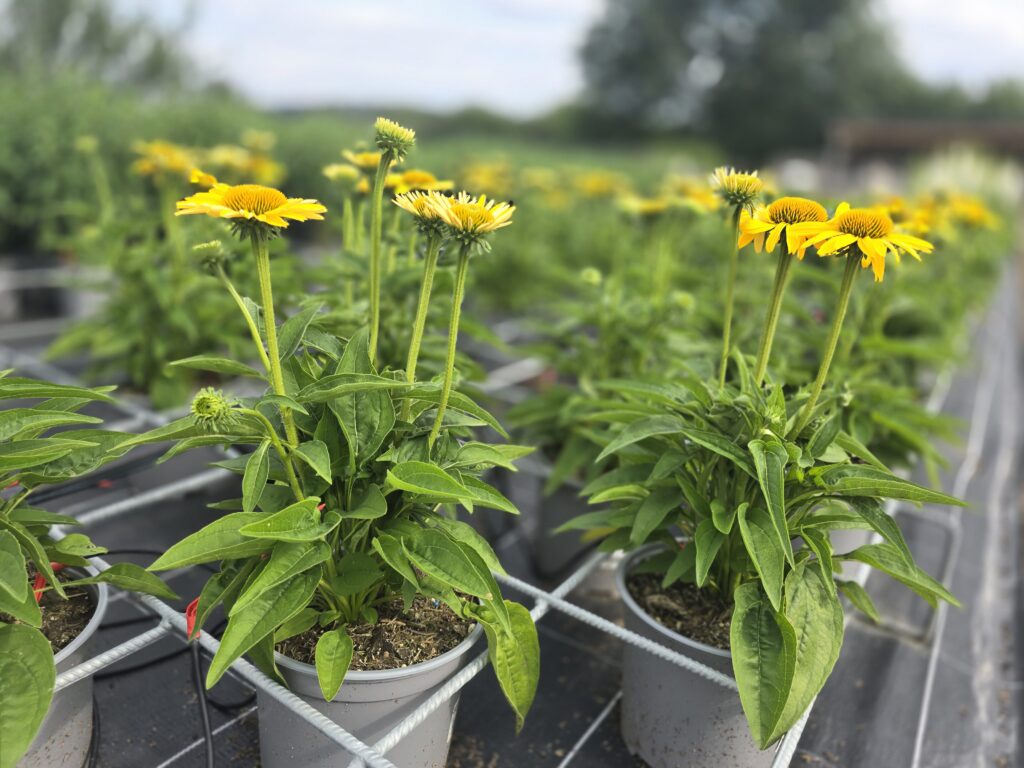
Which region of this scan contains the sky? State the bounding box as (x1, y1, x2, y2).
(121, 0, 1024, 118)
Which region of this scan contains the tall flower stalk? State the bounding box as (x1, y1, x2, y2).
(401, 233, 442, 422)
(710, 167, 763, 387)
(429, 244, 471, 446)
(367, 118, 416, 364)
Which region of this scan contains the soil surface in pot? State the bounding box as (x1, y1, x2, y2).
(0, 571, 95, 653)
(278, 596, 473, 672)
(627, 573, 732, 650)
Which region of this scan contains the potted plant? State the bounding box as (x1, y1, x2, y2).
(0, 372, 177, 768)
(126, 118, 540, 768)
(570, 170, 963, 766)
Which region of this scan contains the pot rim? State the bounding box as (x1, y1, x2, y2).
(616, 543, 731, 660)
(52, 564, 110, 665)
(274, 622, 484, 682)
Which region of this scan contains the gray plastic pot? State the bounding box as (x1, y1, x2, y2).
(20, 573, 108, 767)
(257, 624, 483, 768)
(617, 546, 777, 768)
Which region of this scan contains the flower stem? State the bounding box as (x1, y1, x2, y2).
(252, 233, 299, 448)
(753, 248, 794, 385)
(342, 197, 355, 251)
(215, 264, 272, 375)
(789, 252, 860, 438)
(368, 152, 393, 364)
(400, 234, 442, 423)
(428, 245, 471, 448)
(718, 208, 742, 387)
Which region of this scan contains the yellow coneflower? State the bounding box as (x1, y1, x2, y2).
(176, 177, 326, 230)
(946, 194, 998, 229)
(428, 191, 515, 243)
(663, 177, 720, 213)
(710, 167, 763, 210)
(798, 203, 933, 282)
(133, 140, 195, 178)
(461, 162, 513, 197)
(388, 169, 454, 195)
(739, 196, 828, 257)
(393, 190, 447, 220)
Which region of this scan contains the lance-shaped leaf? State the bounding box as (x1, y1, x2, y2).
(738, 506, 785, 611)
(230, 541, 330, 615)
(169, 355, 264, 378)
(148, 513, 270, 571)
(239, 498, 339, 542)
(0, 624, 55, 768)
(596, 416, 684, 462)
(242, 440, 271, 514)
(748, 439, 795, 566)
(480, 601, 539, 733)
(815, 465, 965, 506)
(315, 629, 354, 701)
(730, 581, 797, 750)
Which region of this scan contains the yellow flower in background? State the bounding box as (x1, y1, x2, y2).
(738, 196, 828, 257)
(574, 170, 628, 199)
(799, 202, 933, 282)
(521, 167, 559, 193)
(710, 166, 763, 210)
(241, 129, 276, 152)
(946, 195, 998, 229)
(343, 149, 394, 174)
(428, 191, 515, 241)
(323, 163, 360, 183)
(176, 179, 326, 229)
(882, 196, 934, 236)
(460, 161, 513, 197)
(133, 140, 195, 178)
(618, 194, 671, 218)
(388, 169, 454, 195)
(662, 176, 720, 213)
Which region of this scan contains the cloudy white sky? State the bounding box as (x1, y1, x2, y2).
(123, 0, 1024, 117)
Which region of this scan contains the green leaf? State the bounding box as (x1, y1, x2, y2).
(297, 373, 406, 403)
(799, 527, 835, 594)
(680, 426, 756, 478)
(816, 465, 965, 507)
(694, 518, 725, 587)
(0, 438, 97, 473)
(402, 529, 495, 599)
(730, 581, 797, 750)
(278, 303, 323, 359)
(169, 355, 264, 378)
(0, 409, 100, 441)
(433, 518, 506, 576)
(64, 563, 178, 600)
(748, 440, 795, 567)
(588, 484, 649, 504)
(0, 376, 113, 403)
(461, 475, 519, 514)
(842, 543, 959, 607)
(837, 579, 880, 622)
(0, 574, 41, 626)
(769, 565, 844, 744)
(147, 513, 270, 570)
(0, 520, 63, 599)
(292, 440, 332, 483)
(207, 570, 321, 687)
(328, 552, 384, 596)
(450, 442, 533, 473)
(341, 485, 387, 520)
(401, 385, 508, 438)
(480, 601, 539, 733)
(833, 431, 887, 471)
(386, 461, 468, 501)
(596, 416, 683, 462)
(274, 607, 319, 644)
(52, 533, 105, 559)
(257, 394, 309, 416)
(738, 506, 785, 611)
(372, 534, 419, 587)
(0, 531, 28, 601)
(662, 544, 695, 588)
(231, 541, 330, 615)
(0, 624, 55, 768)
(239, 499, 339, 543)
(712, 499, 738, 534)
(629, 487, 682, 546)
(845, 497, 913, 566)
(242, 440, 271, 514)
(315, 629, 354, 701)
(807, 414, 841, 459)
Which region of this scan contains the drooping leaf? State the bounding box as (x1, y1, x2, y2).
(315, 629, 354, 701)
(694, 518, 726, 587)
(169, 355, 264, 378)
(629, 486, 682, 546)
(401, 529, 494, 599)
(0, 624, 55, 768)
(730, 581, 797, 750)
(242, 440, 271, 514)
(480, 601, 539, 733)
(596, 416, 683, 462)
(748, 439, 794, 567)
(147, 513, 270, 571)
(231, 541, 330, 615)
(737, 506, 785, 611)
(292, 440, 332, 483)
(64, 563, 179, 600)
(239, 499, 338, 543)
(842, 543, 959, 607)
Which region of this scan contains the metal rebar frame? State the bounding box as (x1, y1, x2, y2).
(1, 309, 995, 768)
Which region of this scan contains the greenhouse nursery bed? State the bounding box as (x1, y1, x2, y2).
(0, 263, 1019, 768)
